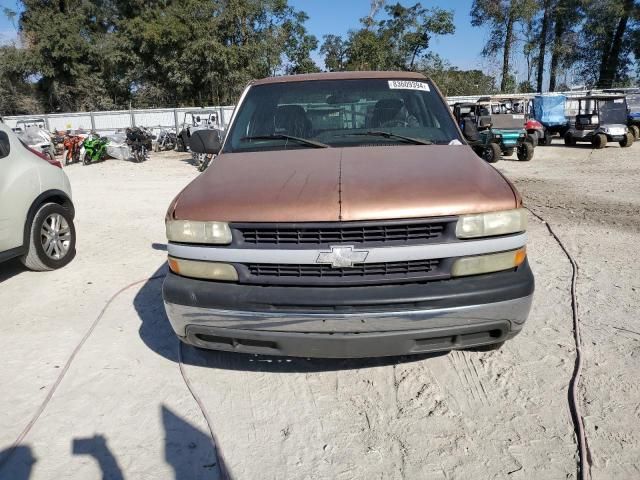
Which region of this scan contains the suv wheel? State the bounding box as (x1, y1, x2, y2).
(541, 129, 552, 146)
(21, 203, 76, 271)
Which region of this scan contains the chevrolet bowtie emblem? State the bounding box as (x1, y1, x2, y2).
(316, 246, 369, 268)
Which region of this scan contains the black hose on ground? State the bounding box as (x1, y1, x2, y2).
(526, 206, 589, 480)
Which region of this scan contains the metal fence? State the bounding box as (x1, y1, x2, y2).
(2, 106, 235, 134)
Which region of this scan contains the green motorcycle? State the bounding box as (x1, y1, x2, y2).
(82, 135, 109, 165)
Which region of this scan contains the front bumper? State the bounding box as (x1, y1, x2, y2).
(162, 261, 534, 358)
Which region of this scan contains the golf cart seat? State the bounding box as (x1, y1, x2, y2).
(368, 99, 418, 128)
(575, 114, 596, 130)
(275, 105, 312, 138)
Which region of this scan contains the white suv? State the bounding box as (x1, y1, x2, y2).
(0, 121, 76, 270)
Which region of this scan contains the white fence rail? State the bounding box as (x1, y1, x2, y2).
(2, 106, 235, 134)
(0, 88, 631, 133)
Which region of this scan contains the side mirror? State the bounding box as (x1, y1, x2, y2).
(189, 129, 222, 154)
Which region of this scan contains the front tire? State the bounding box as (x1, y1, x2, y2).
(526, 133, 538, 147)
(619, 132, 634, 148)
(517, 142, 534, 161)
(630, 125, 639, 140)
(482, 143, 501, 163)
(21, 203, 76, 271)
(592, 133, 607, 149)
(541, 129, 552, 146)
(564, 132, 575, 146)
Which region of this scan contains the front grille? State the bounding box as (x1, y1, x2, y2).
(235, 220, 451, 247)
(242, 259, 446, 285)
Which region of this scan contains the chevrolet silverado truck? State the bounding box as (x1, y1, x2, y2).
(162, 71, 534, 358)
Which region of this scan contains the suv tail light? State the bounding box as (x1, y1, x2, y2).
(20, 141, 62, 168)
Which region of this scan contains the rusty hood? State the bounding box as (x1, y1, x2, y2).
(171, 145, 517, 222)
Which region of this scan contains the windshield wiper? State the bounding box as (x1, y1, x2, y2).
(240, 134, 330, 148)
(341, 131, 433, 145)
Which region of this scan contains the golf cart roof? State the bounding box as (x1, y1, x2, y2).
(16, 118, 46, 123)
(184, 110, 218, 114)
(454, 102, 479, 108)
(573, 95, 627, 101)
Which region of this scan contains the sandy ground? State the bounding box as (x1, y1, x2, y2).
(0, 141, 638, 480)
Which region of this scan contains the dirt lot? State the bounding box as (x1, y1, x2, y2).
(0, 141, 638, 480)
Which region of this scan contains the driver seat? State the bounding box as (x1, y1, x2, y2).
(369, 99, 407, 128)
(274, 105, 312, 138)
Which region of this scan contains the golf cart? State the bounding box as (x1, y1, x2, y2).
(476, 97, 534, 161)
(532, 95, 569, 145)
(175, 110, 221, 152)
(603, 88, 640, 140)
(564, 95, 634, 149)
(498, 97, 544, 146)
(452, 102, 502, 163)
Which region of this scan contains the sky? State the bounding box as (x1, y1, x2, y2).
(0, 0, 525, 80)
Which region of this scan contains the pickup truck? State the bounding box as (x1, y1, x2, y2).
(162, 71, 534, 358)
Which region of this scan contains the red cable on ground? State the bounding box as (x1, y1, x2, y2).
(0, 273, 225, 480)
(527, 207, 589, 480)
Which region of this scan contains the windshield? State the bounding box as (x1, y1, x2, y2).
(224, 78, 460, 152)
(599, 98, 628, 124)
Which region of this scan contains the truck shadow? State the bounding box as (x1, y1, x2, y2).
(133, 263, 446, 372)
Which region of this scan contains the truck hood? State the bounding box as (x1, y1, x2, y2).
(172, 145, 517, 222)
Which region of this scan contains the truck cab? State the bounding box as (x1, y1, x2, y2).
(162, 71, 534, 358)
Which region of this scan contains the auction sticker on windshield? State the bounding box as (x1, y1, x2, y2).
(388, 80, 430, 91)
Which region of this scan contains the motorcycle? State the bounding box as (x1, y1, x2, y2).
(63, 134, 84, 165)
(126, 127, 154, 162)
(153, 129, 177, 152)
(81, 135, 110, 165)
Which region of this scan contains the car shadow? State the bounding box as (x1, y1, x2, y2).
(133, 262, 448, 372)
(0, 257, 28, 283)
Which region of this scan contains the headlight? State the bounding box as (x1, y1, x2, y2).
(166, 220, 231, 244)
(456, 208, 527, 239)
(168, 257, 238, 281)
(452, 248, 526, 277)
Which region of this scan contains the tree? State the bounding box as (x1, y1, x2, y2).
(596, 0, 637, 87)
(2, 0, 319, 113)
(320, 2, 454, 72)
(548, 0, 582, 91)
(320, 35, 348, 71)
(471, 0, 538, 92)
(418, 53, 497, 96)
(535, 0, 552, 92)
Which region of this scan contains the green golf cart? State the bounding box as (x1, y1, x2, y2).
(475, 97, 535, 161)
